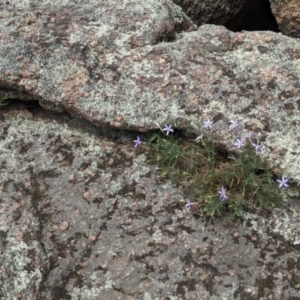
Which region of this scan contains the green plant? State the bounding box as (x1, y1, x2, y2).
(144, 115, 287, 218)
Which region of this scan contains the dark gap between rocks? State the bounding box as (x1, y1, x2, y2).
(3, 98, 43, 111)
(234, 0, 279, 32)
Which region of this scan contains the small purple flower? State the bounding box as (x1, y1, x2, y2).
(218, 186, 228, 201)
(163, 124, 174, 135)
(194, 134, 203, 141)
(277, 176, 289, 188)
(252, 143, 265, 155)
(257, 145, 265, 154)
(257, 146, 265, 155)
(244, 131, 254, 139)
(185, 199, 191, 211)
(204, 119, 213, 129)
(234, 138, 246, 149)
(133, 136, 141, 147)
(229, 120, 239, 130)
(297, 179, 300, 186)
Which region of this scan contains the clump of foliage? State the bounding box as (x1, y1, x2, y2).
(142, 114, 289, 217)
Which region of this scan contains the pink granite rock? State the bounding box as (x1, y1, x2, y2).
(270, 0, 300, 38)
(0, 0, 300, 179)
(1, 2, 300, 298)
(1, 106, 300, 300)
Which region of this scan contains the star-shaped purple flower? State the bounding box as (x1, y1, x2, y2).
(229, 120, 239, 130)
(204, 119, 213, 129)
(277, 176, 289, 188)
(218, 186, 228, 201)
(234, 138, 246, 149)
(133, 136, 141, 147)
(163, 124, 174, 135)
(185, 199, 191, 211)
(252, 143, 265, 155)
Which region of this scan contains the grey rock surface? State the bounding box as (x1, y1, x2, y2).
(0, 1, 300, 298)
(270, 0, 300, 38)
(0, 106, 299, 299)
(0, 0, 300, 181)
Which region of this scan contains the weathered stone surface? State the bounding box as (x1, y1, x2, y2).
(0, 106, 300, 299)
(1, 1, 300, 299)
(270, 0, 300, 38)
(171, 0, 250, 30)
(1, 1, 300, 181)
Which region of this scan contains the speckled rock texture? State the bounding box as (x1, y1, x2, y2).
(1, 1, 300, 299)
(171, 0, 250, 30)
(1, 0, 300, 181)
(270, 0, 300, 38)
(0, 106, 300, 299)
